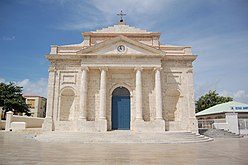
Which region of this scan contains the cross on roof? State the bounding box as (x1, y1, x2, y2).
(117, 10, 126, 22)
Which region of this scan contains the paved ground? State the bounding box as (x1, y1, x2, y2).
(0, 131, 248, 165)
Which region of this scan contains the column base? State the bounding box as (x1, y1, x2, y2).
(76, 120, 98, 132)
(189, 117, 199, 134)
(42, 117, 54, 131)
(96, 119, 107, 132)
(79, 117, 87, 121)
(134, 119, 165, 132)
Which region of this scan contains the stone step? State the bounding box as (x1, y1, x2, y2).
(201, 128, 243, 138)
(34, 131, 213, 143)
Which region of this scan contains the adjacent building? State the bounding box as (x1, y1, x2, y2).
(24, 96, 47, 118)
(196, 101, 248, 134)
(43, 21, 198, 133)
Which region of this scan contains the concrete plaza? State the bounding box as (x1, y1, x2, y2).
(0, 132, 247, 165)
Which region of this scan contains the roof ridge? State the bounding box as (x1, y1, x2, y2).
(196, 101, 248, 116)
(93, 24, 148, 33)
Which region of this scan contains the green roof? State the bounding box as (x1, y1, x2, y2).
(196, 101, 248, 116)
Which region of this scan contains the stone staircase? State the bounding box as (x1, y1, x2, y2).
(35, 131, 213, 144)
(200, 128, 243, 138)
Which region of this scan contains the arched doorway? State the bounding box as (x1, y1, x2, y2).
(112, 87, 130, 130)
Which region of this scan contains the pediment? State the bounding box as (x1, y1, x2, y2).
(77, 36, 165, 56)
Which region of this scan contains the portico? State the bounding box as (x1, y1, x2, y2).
(76, 65, 165, 132)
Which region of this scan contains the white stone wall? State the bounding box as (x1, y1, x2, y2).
(87, 69, 100, 121)
(43, 24, 197, 133)
(12, 115, 44, 128)
(142, 69, 155, 121)
(161, 60, 197, 132)
(44, 60, 196, 132)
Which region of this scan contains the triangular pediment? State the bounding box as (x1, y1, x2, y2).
(77, 36, 165, 55)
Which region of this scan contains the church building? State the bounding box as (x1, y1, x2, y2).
(43, 20, 198, 133)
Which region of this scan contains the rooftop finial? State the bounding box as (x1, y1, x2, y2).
(117, 10, 126, 22)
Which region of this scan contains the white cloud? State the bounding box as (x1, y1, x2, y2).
(42, 0, 175, 31)
(16, 78, 48, 97)
(234, 90, 248, 98)
(2, 36, 15, 41)
(194, 79, 221, 99)
(219, 90, 248, 104)
(192, 31, 248, 103)
(233, 90, 248, 103)
(91, 0, 169, 15)
(195, 86, 248, 104)
(0, 78, 6, 83)
(0, 78, 47, 97)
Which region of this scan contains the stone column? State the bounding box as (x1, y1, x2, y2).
(135, 67, 143, 120)
(5, 111, 13, 131)
(79, 67, 89, 120)
(99, 67, 108, 119)
(155, 67, 163, 119)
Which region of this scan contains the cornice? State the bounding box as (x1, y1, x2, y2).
(45, 54, 164, 60)
(162, 55, 197, 61)
(82, 32, 160, 38)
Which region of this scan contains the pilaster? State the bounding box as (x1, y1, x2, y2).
(43, 66, 56, 131)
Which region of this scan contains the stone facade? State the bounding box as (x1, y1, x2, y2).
(43, 22, 198, 133)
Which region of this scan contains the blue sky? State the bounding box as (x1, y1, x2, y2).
(0, 0, 248, 103)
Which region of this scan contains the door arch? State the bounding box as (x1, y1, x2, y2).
(111, 87, 130, 130)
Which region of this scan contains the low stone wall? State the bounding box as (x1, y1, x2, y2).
(213, 123, 228, 130)
(0, 120, 6, 130)
(12, 115, 44, 128)
(4, 111, 45, 131)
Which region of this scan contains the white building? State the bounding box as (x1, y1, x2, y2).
(43, 21, 198, 133)
(196, 101, 248, 135)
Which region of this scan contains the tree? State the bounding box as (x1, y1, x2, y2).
(0, 82, 30, 117)
(195, 90, 233, 113)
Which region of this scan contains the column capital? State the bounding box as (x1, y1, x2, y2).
(187, 68, 193, 73)
(134, 67, 143, 72)
(81, 66, 89, 72)
(153, 67, 163, 72)
(99, 67, 108, 71)
(48, 66, 56, 72)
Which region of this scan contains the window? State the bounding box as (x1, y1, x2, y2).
(26, 99, 35, 108)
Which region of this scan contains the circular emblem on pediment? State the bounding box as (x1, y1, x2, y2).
(117, 45, 126, 53)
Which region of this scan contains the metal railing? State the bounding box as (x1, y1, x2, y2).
(198, 119, 226, 129)
(213, 119, 226, 123)
(239, 119, 248, 130)
(198, 120, 215, 129)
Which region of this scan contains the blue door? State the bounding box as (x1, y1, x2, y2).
(112, 87, 130, 130)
